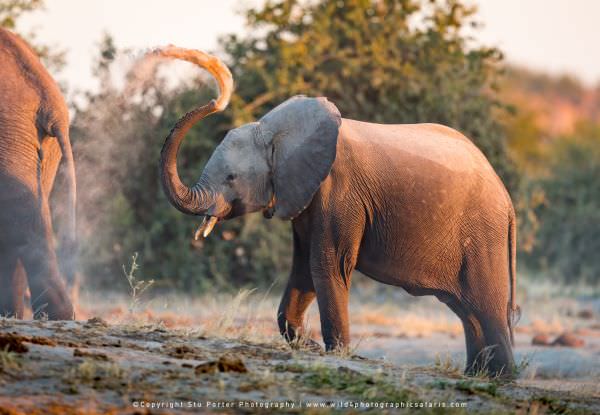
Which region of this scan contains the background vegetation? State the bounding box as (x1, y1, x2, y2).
(3, 0, 600, 291)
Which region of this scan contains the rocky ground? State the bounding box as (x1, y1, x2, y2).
(0, 316, 599, 414)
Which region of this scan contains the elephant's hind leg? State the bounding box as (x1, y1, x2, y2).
(471, 309, 514, 377)
(11, 260, 27, 318)
(445, 298, 486, 375)
(21, 198, 73, 320)
(461, 252, 515, 377)
(0, 251, 24, 318)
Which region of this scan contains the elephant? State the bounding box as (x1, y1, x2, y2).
(0, 28, 76, 320)
(154, 47, 519, 377)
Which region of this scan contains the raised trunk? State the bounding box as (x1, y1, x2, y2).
(159, 101, 217, 215)
(151, 46, 233, 215)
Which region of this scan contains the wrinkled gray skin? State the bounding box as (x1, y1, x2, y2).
(0, 28, 76, 320)
(161, 95, 518, 377)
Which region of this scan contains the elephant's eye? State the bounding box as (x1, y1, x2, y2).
(226, 174, 237, 182)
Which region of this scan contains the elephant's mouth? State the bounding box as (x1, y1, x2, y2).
(194, 216, 219, 240)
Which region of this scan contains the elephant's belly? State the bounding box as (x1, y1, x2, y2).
(355, 237, 461, 296)
(356, 254, 413, 288)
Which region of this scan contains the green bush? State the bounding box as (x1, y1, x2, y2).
(522, 123, 600, 282)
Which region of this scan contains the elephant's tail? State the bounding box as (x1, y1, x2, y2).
(52, 122, 77, 288)
(507, 209, 520, 346)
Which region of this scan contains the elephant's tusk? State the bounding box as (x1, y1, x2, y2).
(194, 216, 218, 240)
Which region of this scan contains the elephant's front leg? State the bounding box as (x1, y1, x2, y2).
(310, 248, 357, 352)
(278, 233, 316, 344)
(312, 274, 351, 351)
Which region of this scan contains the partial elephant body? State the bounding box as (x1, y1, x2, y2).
(0, 28, 75, 319)
(332, 120, 509, 292)
(284, 119, 516, 375)
(152, 47, 518, 377)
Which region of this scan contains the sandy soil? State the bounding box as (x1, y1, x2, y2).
(1, 277, 598, 414)
(0, 315, 598, 414)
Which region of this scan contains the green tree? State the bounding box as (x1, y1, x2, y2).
(0, 0, 65, 71)
(523, 122, 600, 283)
(0, 0, 42, 29)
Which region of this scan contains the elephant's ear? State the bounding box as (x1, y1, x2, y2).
(259, 96, 341, 219)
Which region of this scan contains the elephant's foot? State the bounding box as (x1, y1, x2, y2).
(465, 365, 516, 380)
(33, 299, 74, 320)
(291, 337, 323, 353)
(465, 346, 516, 380)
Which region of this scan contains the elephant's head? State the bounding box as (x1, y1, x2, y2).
(154, 47, 341, 238)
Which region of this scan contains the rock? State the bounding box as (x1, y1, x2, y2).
(73, 348, 110, 361)
(552, 333, 585, 348)
(85, 317, 108, 328)
(531, 333, 551, 346)
(195, 354, 248, 374)
(164, 343, 203, 359)
(0, 333, 29, 353)
(577, 309, 594, 320)
(0, 333, 56, 352)
(28, 336, 57, 347)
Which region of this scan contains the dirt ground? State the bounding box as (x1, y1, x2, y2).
(0, 277, 599, 414)
(0, 317, 598, 414)
(0, 282, 600, 414)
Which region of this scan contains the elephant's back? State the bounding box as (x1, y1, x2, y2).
(340, 119, 494, 176)
(339, 118, 510, 206)
(0, 29, 58, 196)
(0, 28, 68, 133)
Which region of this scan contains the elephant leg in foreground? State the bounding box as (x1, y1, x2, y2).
(471, 309, 514, 377)
(0, 252, 23, 318)
(455, 249, 515, 377)
(312, 272, 352, 351)
(277, 231, 316, 344)
(309, 232, 360, 351)
(446, 298, 487, 374)
(20, 197, 73, 320)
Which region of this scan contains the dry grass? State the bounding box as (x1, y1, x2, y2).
(0, 345, 20, 372)
(74, 280, 583, 342)
(76, 287, 466, 344)
(2, 273, 599, 413)
(68, 271, 597, 373)
(352, 306, 463, 338)
(433, 352, 463, 377)
(78, 288, 284, 344)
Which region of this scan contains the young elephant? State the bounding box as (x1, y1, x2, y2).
(155, 47, 519, 377)
(0, 28, 76, 319)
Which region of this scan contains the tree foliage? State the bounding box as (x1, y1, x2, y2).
(0, 0, 65, 71)
(521, 123, 600, 283)
(0, 0, 42, 29)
